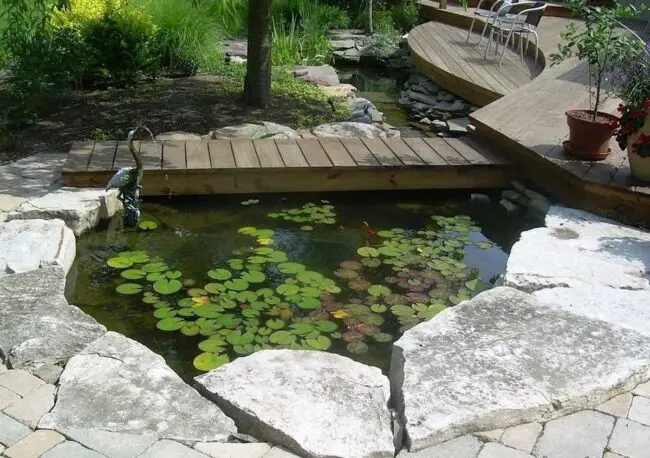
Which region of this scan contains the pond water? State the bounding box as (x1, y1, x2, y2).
(336, 66, 412, 128)
(69, 191, 537, 381)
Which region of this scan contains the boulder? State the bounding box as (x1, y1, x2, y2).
(504, 206, 650, 292)
(333, 48, 361, 64)
(0, 267, 106, 370)
(7, 188, 119, 236)
(195, 350, 394, 458)
(223, 40, 248, 58)
(318, 83, 357, 99)
(407, 90, 438, 106)
(40, 332, 236, 444)
(294, 65, 340, 87)
(0, 219, 75, 277)
(312, 122, 400, 139)
(211, 122, 299, 140)
(446, 117, 470, 134)
(329, 40, 356, 50)
(155, 131, 202, 141)
(347, 97, 384, 123)
(390, 286, 650, 452)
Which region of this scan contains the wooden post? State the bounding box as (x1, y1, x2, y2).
(440, 0, 448, 9)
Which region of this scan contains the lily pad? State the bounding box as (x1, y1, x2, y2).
(142, 262, 169, 273)
(370, 303, 388, 313)
(270, 330, 295, 345)
(357, 247, 379, 257)
(297, 271, 323, 285)
(138, 220, 158, 231)
(314, 320, 337, 333)
(146, 272, 166, 282)
(266, 318, 285, 330)
(277, 283, 299, 296)
(193, 352, 229, 371)
(476, 241, 494, 250)
(107, 257, 133, 269)
(368, 285, 391, 297)
(156, 317, 185, 331)
(373, 332, 392, 343)
(153, 279, 183, 295)
(153, 307, 177, 319)
(278, 262, 306, 274)
(391, 304, 416, 316)
(224, 279, 249, 291)
(226, 331, 255, 346)
(347, 341, 368, 354)
(290, 323, 314, 335)
(120, 269, 146, 280)
(298, 297, 321, 310)
(208, 269, 232, 281)
(305, 335, 332, 350)
(180, 323, 200, 336)
(116, 283, 143, 295)
(198, 338, 227, 352)
(241, 270, 266, 284)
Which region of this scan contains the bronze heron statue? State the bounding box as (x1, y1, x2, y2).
(106, 125, 154, 227)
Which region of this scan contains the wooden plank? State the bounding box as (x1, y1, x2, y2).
(422, 138, 469, 165)
(113, 141, 135, 170)
(208, 140, 236, 169)
(162, 141, 186, 170)
(318, 138, 357, 167)
(361, 138, 403, 166)
(275, 140, 309, 167)
(444, 137, 493, 165)
(186, 141, 211, 169)
(402, 138, 447, 165)
(461, 136, 510, 165)
(340, 138, 379, 166)
(296, 138, 332, 167)
(231, 140, 260, 168)
(87, 140, 117, 171)
(383, 138, 426, 166)
(253, 139, 285, 168)
(139, 141, 162, 170)
(64, 141, 94, 172)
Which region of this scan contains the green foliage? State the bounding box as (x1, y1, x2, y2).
(271, 15, 331, 66)
(391, 0, 420, 32)
(207, 0, 247, 37)
(550, 0, 646, 118)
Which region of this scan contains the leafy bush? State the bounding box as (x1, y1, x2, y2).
(272, 15, 332, 66)
(391, 0, 420, 32)
(207, 0, 247, 38)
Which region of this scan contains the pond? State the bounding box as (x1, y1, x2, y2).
(69, 191, 536, 381)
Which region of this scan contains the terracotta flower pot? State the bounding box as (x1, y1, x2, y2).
(563, 109, 618, 161)
(627, 112, 650, 182)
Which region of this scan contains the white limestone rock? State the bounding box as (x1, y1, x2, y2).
(155, 131, 202, 141)
(211, 122, 299, 140)
(40, 332, 236, 443)
(312, 121, 400, 138)
(390, 287, 650, 452)
(7, 188, 119, 235)
(504, 206, 650, 292)
(294, 65, 340, 86)
(0, 219, 75, 277)
(195, 349, 394, 458)
(0, 267, 106, 370)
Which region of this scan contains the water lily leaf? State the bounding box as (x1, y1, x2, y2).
(361, 258, 382, 268)
(368, 285, 391, 297)
(236, 290, 257, 303)
(373, 332, 392, 343)
(146, 272, 166, 282)
(121, 269, 146, 280)
(305, 335, 331, 350)
(297, 271, 323, 285)
(359, 313, 384, 326)
(180, 323, 200, 336)
(193, 352, 229, 371)
(156, 317, 185, 331)
(476, 241, 494, 250)
(118, 251, 150, 263)
(314, 320, 337, 333)
(234, 343, 254, 355)
(142, 262, 169, 273)
(277, 283, 299, 296)
(332, 309, 350, 319)
(220, 298, 238, 309)
(237, 226, 257, 235)
(138, 220, 158, 231)
(270, 330, 295, 345)
(208, 268, 231, 280)
(153, 307, 177, 319)
(204, 283, 225, 294)
(116, 283, 143, 295)
(177, 308, 195, 317)
(449, 295, 464, 305)
(165, 270, 182, 279)
(255, 247, 274, 255)
(188, 288, 207, 297)
(391, 304, 416, 316)
(226, 331, 255, 346)
(298, 297, 321, 310)
(290, 323, 314, 335)
(378, 246, 402, 257)
(198, 338, 227, 352)
(241, 270, 265, 284)
(300, 287, 321, 298)
(194, 304, 223, 318)
(143, 295, 160, 304)
(224, 279, 249, 291)
(357, 247, 379, 257)
(278, 262, 305, 274)
(377, 230, 394, 238)
(370, 303, 388, 313)
(347, 341, 368, 354)
(334, 269, 358, 279)
(152, 300, 170, 308)
(465, 278, 479, 291)
(266, 251, 288, 263)
(107, 257, 133, 269)
(153, 279, 182, 295)
(178, 297, 195, 307)
(266, 318, 285, 330)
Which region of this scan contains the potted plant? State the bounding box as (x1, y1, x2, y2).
(550, 0, 646, 160)
(613, 42, 650, 180)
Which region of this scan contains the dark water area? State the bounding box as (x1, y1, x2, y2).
(69, 190, 538, 382)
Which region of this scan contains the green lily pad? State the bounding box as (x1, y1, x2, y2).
(198, 338, 227, 352)
(208, 269, 232, 281)
(236, 290, 257, 303)
(266, 319, 285, 330)
(193, 352, 229, 371)
(177, 308, 195, 317)
(146, 272, 166, 282)
(297, 271, 323, 285)
(107, 257, 133, 269)
(465, 278, 479, 291)
(178, 297, 195, 307)
(270, 330, 295, 345)
(153, 279, 183, 295)
(241, 270, 266, 284)
(142, 295, 160, 304)
(188, 288, 208, 297)
(142, 262, 169, 273)
(278, 263, 306, 274)
(370, 303, 388, 313)
(300, 225, 314, 231)
(165, 270, 182, 279)
(224, 279, 249, 291)
(347, 341, 368, 354)
(237, 226, 258, 235)
(116, 283, 143, 295)
(255, 229, 275, 239)
(357, 247, 379, 257)
(138, 220, 158, 231)
(120, 269, 146, 280)
(234, 343, 254, 355)
(476, 241, 494, 249)
(156, 317, 185, 331)
(305, 335, 331, 350)
(204, 283, 225, 294)
(378, 246, 402, 257)
(180, 323, 200, 336)
(226, 331, 255, 346)
(298, 297, 321, 310)
(290, 323, 314, 335)
(368, 285, 391, 297)
(391, 304, 416, 316)
(277, 283, 299, 296)
(314, 320, 337, 333)
(153, 307, 177, 319)
(194, 304, 222, 318)
(373, 332, 393, 343)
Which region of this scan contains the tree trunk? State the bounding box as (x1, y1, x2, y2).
(244, 0, 273, 107)
(366, 0, 373, 35)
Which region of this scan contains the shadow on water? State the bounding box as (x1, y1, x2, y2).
(68, 189, 539, 382)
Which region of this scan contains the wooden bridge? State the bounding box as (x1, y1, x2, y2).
(61, 137, 515, 195)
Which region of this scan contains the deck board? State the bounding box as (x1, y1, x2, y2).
(87, 141, 117, 172)
(62, 138, 515, 195)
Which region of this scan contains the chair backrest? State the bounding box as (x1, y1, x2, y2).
(524, 2, 547, 27)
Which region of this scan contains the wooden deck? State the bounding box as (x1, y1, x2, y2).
(415, 0, 650, 221)
(61, 137, 516, 195)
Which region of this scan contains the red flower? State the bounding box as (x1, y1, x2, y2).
(644, 99, 650, 108)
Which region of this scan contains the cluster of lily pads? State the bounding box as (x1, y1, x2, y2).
(267, 202, 336, 231)
(105, 207, 496, 372)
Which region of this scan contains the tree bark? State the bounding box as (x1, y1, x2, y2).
(366, 0, 373, 35)
(244, 0, 273, 107)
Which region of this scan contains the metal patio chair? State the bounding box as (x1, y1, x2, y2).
(466, 0, 523, 48)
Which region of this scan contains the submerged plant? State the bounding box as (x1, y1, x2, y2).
(267, 202, 337, 225)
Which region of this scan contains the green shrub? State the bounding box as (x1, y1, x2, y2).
(391, 0, 420, 32)
(140, 0, 225, 76)
(208, 0, 247, 37)
(272, 15, 332, 66)
(371, 9, 396, 33)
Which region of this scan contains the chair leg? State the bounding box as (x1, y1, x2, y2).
(499, 28, 515, 67)
(477, 18, 491, 48)
(484, 27, 495, 59)
(466, 18, 476, 43)
(533, 32, 539, 65)
(520, 33, 524, 62)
